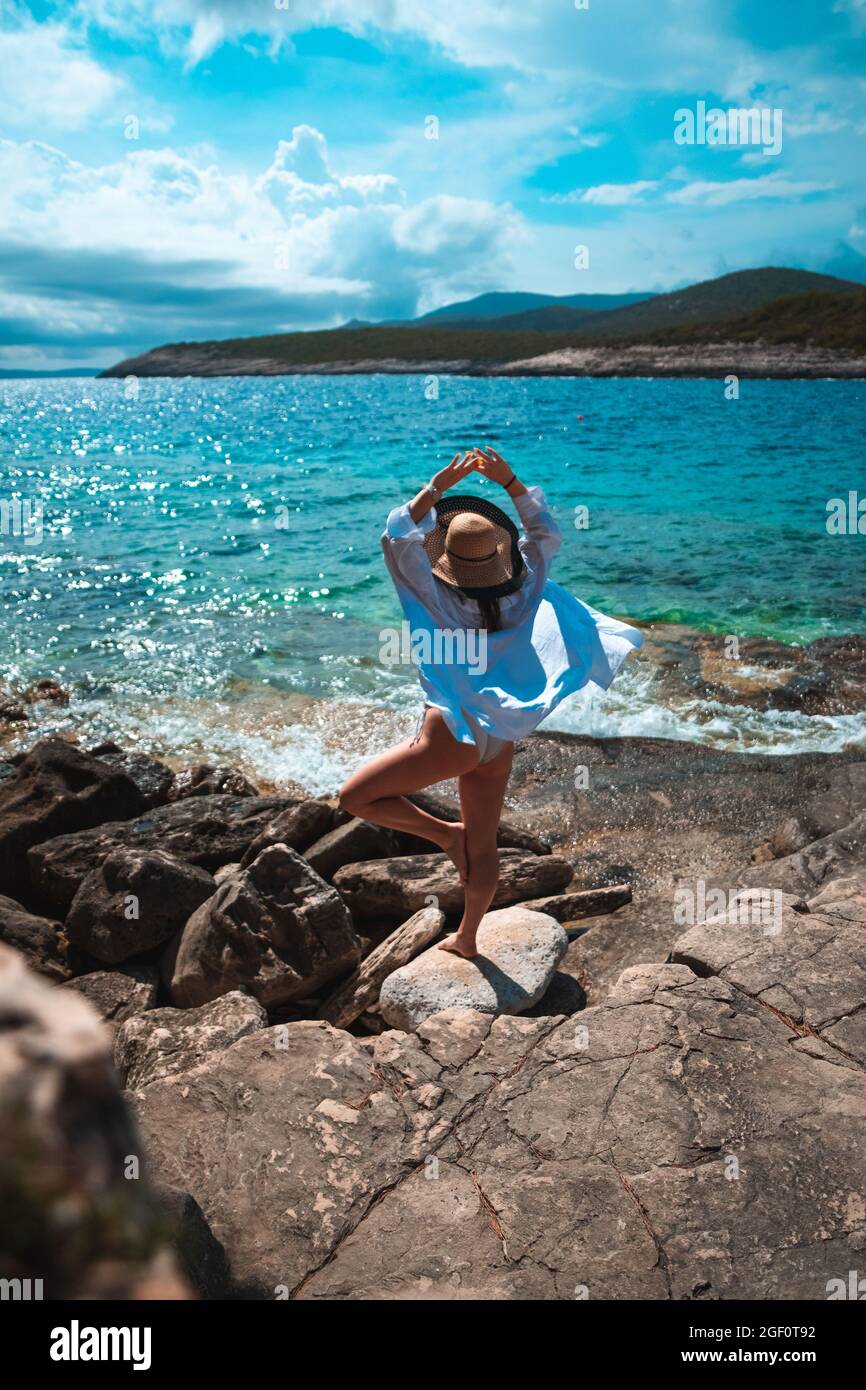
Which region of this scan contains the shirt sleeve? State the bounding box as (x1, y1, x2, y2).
(514, 485, 562, 582)
(381, 502, 441, 611)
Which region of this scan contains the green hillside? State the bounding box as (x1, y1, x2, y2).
(580, 267, 865, 338)
(101, 270, 866, 377)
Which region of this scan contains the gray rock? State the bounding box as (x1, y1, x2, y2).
(88, 741, 175, 809)
(27, 793, 300, 916)
(0, 942, 189, 1299)
(521, 883, 631, 922)
(213, 862, 241, 885)
(318, 905, 445, 1028)
(168, 764, 260, 799)
(151, 1185, 228, 1299)
(115, 990, 267, 1088)
(62, 964, 159, 1030)
(405, 790, 551, 856)
(739, 811, 866, 898)
(132, 956, 866, 1300)
(808, 868, 866, 925)
(170, 843, 362, 1008)
(671, 887, 866, 1066)
(332, 850, 573, 918)
(238, 798, 336, 867)
(378, 907, 569, 1031)
(66, 848, 216, 964)
(0, 893, 70, 981)
(0, 737, 144, 902)
(304, 818, 400, 881)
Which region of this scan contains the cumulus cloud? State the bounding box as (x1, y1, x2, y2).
(0, 127, 523, 361)
(0, 14, 122, 127)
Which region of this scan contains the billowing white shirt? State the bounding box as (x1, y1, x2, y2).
(382, 486, 643, 748)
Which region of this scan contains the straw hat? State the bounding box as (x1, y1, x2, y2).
(423, 495, 525, 599)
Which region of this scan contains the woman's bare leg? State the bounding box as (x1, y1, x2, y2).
(439, 741, 514, 959)
(338, 709, 480, 880)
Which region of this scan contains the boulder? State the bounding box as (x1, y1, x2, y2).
(0, 694, 27, 727)
(407, 789, 551, 855)
(213, 862, 241, 885)
(739, 811, 866, 898)
(521, 883, 631, 922)
(0, 942, 189, 1298)
(170, 844, 362, 1009)
(304, 818, 400, 881)
(238, 798, 336, 868)
(89, 741, 175, 809)
(150, 1185, 229, 1299)
(332, 850, 573, 918)
(27, 793, 299, 916)
(132, 958, 866, 1300)
(65, 848, 216, 964)
(672, 888, 866, 1065)
(23, 677, 69, 705)
(0, 738, 144, 901)
(808, 868, 866, 925)
(0, 893, 70, 981)
(378, 907, 569, 1031)
(61, 964, 159, 1030)
(318, 905, 445, 1028)
(169, 764, 260, 799)
(115, 990, 267, 1089)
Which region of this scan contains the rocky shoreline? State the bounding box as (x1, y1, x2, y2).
(1, 716, 865, 1299)
(100, 340, 866, 380)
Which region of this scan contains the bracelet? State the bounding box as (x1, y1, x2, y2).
(504, 473, 517, 490)
(426, 479, 442, 501)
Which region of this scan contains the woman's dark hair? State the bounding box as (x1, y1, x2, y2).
(433, 575, 503, 633)
(474, 593, 501, 633)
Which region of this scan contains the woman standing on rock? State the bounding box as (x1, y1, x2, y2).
(339, 447, 643, 959)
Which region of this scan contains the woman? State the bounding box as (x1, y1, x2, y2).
(339, 446, 643, 958)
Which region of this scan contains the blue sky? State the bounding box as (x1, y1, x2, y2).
(1, 0, 865, 367)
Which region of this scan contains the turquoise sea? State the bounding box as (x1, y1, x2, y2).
(1, 375, 865, 791)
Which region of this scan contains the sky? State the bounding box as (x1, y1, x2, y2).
(1, 0, 865, 369)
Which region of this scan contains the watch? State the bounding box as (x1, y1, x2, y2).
(426, 480, 442, 501)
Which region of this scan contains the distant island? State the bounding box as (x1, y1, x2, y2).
(101, 267, 866, 380)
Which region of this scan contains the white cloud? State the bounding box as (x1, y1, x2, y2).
(0, 127, 524, 353)
(71, 0, 782, 96)
(0, 16, 123, 128)
(666, 172, 835, 207)
(547, 181, 659, 206)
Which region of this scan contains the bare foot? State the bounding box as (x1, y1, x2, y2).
(440, 823, 468, 884)
(437, 932, 478, 959)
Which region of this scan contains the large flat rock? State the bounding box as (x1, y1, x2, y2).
(132, 959, 866, 1299)
(332, 850, 573, 918)
(672, 887, 866, 1066)
(378, 907, 568, 1031)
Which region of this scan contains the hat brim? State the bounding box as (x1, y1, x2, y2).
(423, 494, 525, 600)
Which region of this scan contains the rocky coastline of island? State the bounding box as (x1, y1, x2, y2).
(2, 653, 866, 1299)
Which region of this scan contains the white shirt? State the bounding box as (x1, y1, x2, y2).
(382, 485, 643, 748)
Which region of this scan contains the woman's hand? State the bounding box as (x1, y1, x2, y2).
(472, 446, 513, 486)
(472, 446, 527, 497)
(407, 451, 475, 525)
(432, 451, 476, 495)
